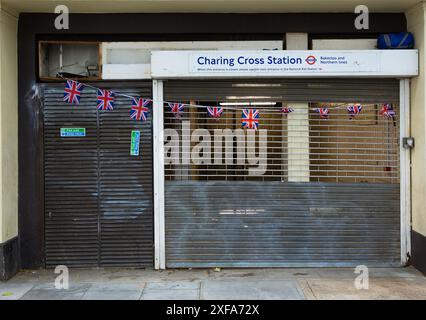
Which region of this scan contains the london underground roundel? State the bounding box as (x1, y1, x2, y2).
(305, 55, 317, 65)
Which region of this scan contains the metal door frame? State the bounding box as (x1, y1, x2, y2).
(153, 78, 412, 270)
(400, 79, 411, 266)
(153, 80, 166, 270)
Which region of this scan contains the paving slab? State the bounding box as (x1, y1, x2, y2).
(296, 280, 317, 300)
(258, 268, 321, 280)
(82, 283, 145, 300)
(20, 283, 91, 300)
(315, 267, 423, 280)
(9, 270, 55, 284)
(306, 277, 426, 300)
(0, 283, 34, 300)
(367, 267, 424, 278)
(98, 269, 209, 283)
(150, 270, 209, 281)
(145, 281, 200, 290)
(141, 281, 201, 300)
(207, 268, 322, 281)
(4, 267, 425, 300)
(141, 289, 200, 300)
(200, 280, 305, 300)
(207, 269, 264, 280)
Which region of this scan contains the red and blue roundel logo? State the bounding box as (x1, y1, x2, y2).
(305, 55, 317, 65)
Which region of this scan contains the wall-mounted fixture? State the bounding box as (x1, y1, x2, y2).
(39, 41, 102, 81)
(402, 137, 415, 149)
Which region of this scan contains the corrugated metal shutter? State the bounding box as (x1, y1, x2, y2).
(43, 83, 153, 268)
(44, 87, 99, 267)
(163, 78, 400, 267)
(164, 79, 400, 103)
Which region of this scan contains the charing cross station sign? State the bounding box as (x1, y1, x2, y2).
(150, 50, 418, 78)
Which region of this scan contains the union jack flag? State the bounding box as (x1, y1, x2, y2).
(168, 103, 185, 118)
(241, 109, 260, 130)
(97, 89, 115, 111)
(379, 103, 396, 118)
(207, 106, 224, 120)
(280, 107, 294, 115)
(63, 80, 84, 104)
(130, 98, 150, 121)
(347, 105, 363, 120)
(314, 107, 329, 119)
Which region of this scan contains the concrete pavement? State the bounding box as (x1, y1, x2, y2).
(0, 267, 425, 300)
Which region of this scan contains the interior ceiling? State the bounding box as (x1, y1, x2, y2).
(1, 0, 420, 14)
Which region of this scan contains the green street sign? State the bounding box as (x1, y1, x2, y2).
(130, 130, 141, 156)
(60, 128, 86, 137)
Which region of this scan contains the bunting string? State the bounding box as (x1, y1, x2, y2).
(59, 76, 397, 128)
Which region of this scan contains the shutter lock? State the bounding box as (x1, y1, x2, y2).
(402, 137, 415, 149)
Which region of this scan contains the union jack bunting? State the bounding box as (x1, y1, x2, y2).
(314, 107, 330, 119)
(97, 89, 115, 111)
(130, 98, 150, 121)
(168, 102, 185, 118)
(347, 105, 363, 120)
(241, 109, 260, 130)
(63, 80, 84, 104)
(280, 107, 294, 115)
(379, 103, 396, 118)
(207, 106, 224, 120)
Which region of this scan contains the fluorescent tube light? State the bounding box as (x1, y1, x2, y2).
(219, 102, 277, 106)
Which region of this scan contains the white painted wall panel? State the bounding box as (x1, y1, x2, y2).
(312, 39, 377, 50)
(102, 41, 283, 79)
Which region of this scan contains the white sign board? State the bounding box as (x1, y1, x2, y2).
(151, 50, 418, 78)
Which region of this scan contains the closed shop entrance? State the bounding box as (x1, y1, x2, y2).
(162, 78, 402, 267)
(43, 83, 153, 268)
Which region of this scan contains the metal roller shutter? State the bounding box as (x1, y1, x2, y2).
(44, 87, 99, 267)
(163, 78, 400, 267)
(43, 83, 153, 268)
(164, 79, 400, 103)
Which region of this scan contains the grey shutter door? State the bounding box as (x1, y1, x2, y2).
(163, 78, 401, 267)
(43, 83, 153, 268)
(164, 79, 400, 103)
